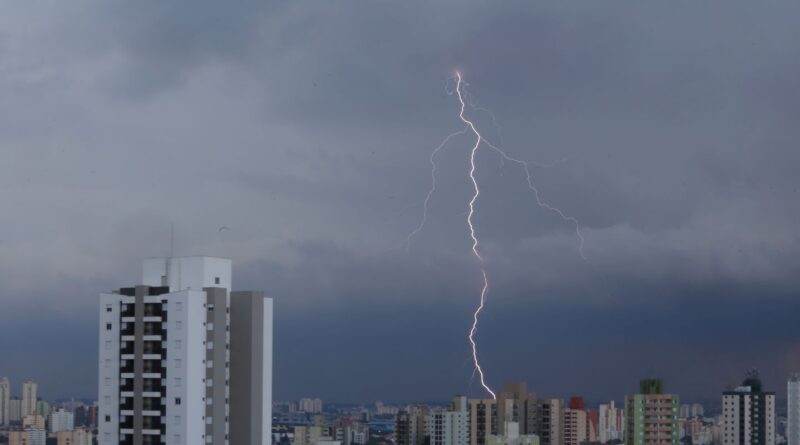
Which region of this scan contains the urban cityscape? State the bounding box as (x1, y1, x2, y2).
(0, 256, 799, 445)
(2, 363, 800, 445)
(2, 1, 800, 445)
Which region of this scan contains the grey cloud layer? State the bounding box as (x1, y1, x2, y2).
(0, 0, 799, 401)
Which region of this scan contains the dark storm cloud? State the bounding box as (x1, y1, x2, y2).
(0, 0, 799, 402)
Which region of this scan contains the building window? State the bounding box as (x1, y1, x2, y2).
(175, 397, 181, 405)
(106, 304, 112, 312)
(106, 323, 112, 330)
(207, 322, 214, 331)
(207, 341, 214, 350)
(215, 277, 220, 285)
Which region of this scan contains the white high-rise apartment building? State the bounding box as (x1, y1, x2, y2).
(299, 398, 323, 414)
(98, 256, 273, 445)
(788, 374, 800, 445)
(0, 377, 10, 426)
(49, 408, 75, 433)
(21, 380, 37, 418)
(722, 375, 775, 445)
(427, 396, 470, 445)
(598, 401, 623, 443)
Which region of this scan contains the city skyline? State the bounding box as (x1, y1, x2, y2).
(1, 0, 800, 405)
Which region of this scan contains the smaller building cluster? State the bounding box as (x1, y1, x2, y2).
(271, 373, 798, 445)
(0, 378, 94, 445)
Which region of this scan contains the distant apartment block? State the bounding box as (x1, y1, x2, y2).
(427, 396, 470, 445)
(789, 374, 800, 445)
(300, 398, 324, 414)
(625, 379, 680, 445)
(722, 373, 775, 445)
(0, 377, 9, 426)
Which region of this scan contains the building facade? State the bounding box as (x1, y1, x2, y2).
(488, 422, 540, 445)
(428, 396, 470, 445)
(9, 398, 22, 423)
(9, 429, 46, 445)
(497, 383, 537, 437)
(722, 374, 775, 445)
(49, 408, 75, 433)
(564, 397, 594, 445)
(300, 399, 324, 414)
(98, 256, 273, 445)
(21, 381, 37, 419)
(530, 399, 563, 445)
(789, 375, 800, 445)
(56, 429, 94, 445)
(0, 377, 9, 426)
(469, 399, 498, 445)
(598, 400, 624, 443)
(397, 406, 430, 445)
(624, 379, 680, 445)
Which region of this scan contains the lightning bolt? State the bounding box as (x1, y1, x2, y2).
(405, 127, 469, 250)
(480, 138, 586, 259)
(456, 71, 496, 399)
(406, 71, 585, 400)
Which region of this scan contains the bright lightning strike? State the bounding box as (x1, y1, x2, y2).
(405, 127, 469, 250)
(406, 71, 585, 401)
(456, 71, 495, 399)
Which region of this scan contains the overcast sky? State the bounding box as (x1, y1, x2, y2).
(1, 1, 799, 404)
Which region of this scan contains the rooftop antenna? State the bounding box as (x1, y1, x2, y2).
(170, 223, 175, 258)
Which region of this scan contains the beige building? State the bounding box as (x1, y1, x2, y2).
(294, 425, 328, 445)
(9, 429, 46, 445)
(397, 405, 430, 445)
(56, 429, 94, 445)
(564, 398, 595, 445)
(22, 414, 45, 430)
(470, 399, 498, 445)
(563, 408, 588, 445)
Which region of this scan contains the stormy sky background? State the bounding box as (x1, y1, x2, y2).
(1, 1, 799, 405)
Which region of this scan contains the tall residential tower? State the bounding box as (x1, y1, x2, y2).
(98, 257, 273, 445)
(789, 374, 800, 445)
(625, 379, 680, 445)
(722, 372, 775, 445)
(0, 377, 9, 426)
